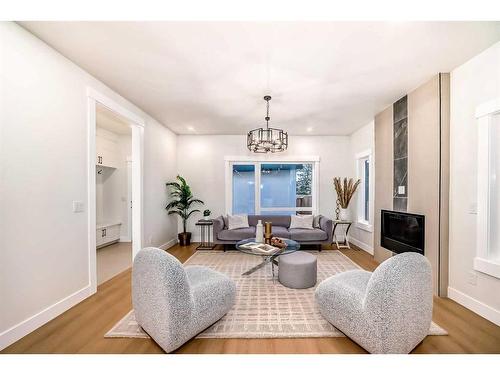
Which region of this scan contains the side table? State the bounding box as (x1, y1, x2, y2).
(332, 220, 353, 249)
(195, 220, 216, 250)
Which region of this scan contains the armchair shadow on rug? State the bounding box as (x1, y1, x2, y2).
(315, 252, 433, 354)
(132, 247, 236, 353)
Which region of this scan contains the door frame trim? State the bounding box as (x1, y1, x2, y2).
(87, 87, 144, 294)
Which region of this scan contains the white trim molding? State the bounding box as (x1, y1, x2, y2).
(159, 238, 178, 250)
(0, 285, 93, 351)
(448, 287, 500, 326)
(86, 88, 145, 127)
(87, 87, 145, 296)
(349, 237, 374, 255)
(224, 155, 320, 162)
(475, 97, 500, 279)
(355, 221, 373, 233)
(87, 95, 98, 293)
(475, 97, 500, 119)
(355, 148, 373, 229)
(355, 149, 372, 160)
(473, 257, 500, 279)
(224, 157, 320, 215)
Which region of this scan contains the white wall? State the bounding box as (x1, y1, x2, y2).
(0, 22, 177, 349)
(176, 135, 352, 240)
(348, 121, 375, 254)
(449, 40, 500, 325)
(117, 134, 132, 239)
(96, 167, 115, 223)
(143, 119, 178, 249)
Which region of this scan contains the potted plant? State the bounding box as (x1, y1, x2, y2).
(166, 175, 204, 246)
(202, 209, 211, 221)
(333, 177, 361, 221)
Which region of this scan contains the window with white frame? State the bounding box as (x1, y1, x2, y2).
(226, 158, 319, 215)
(475, 99, 500, 278)
(356, 150, 372, 230)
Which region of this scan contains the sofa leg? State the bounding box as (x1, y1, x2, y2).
(318, 244, 322, 252)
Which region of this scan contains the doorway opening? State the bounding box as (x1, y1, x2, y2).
(87, 88, 144, 294)
(95, 104, 133, 285)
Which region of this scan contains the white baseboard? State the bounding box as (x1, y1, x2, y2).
(159, 238, 178, 250)
(349, 237, 374, 255)
(0, 285, 93, 351)
(448, 287, 500, 326)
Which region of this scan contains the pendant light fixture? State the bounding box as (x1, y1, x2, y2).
(247, 96, 288, 153)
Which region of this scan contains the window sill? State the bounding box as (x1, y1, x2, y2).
(474, 257, 500, 279)
(356, 221, 373, 233)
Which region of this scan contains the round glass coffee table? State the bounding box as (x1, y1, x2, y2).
(235, 238, 300, 276)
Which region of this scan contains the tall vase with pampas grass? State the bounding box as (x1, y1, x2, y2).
(333, 177, 361, 221)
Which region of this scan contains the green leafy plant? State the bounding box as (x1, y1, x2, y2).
(296, 164, 313, 195)
(203, 209, 211, 217)
(166, 175, 204, 233)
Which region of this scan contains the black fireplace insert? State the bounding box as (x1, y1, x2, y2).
(381, 210, 425, 255)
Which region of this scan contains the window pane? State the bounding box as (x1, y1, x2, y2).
(260, 163, 313, 208)
(295, 210, 313, 215)
(489, 116, 500, 261)
(232, 164, 255, 214)
(260, 210, 312, 216)
(259, 210, 296, 216)
(364, 159, 370, 221)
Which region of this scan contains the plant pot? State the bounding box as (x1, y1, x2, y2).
(178, 232, 192, 246)
(339, 208, 349, 221)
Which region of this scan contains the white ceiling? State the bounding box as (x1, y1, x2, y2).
(96, 103, 131, 135)
(21, 21, 500, 135)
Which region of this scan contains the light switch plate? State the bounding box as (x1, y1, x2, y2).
(73, 201, 84, 213)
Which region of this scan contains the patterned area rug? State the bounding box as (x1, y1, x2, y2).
(105, 250, 447, 339)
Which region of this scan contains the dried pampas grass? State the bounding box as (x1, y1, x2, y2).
(333, 177, 361, 209)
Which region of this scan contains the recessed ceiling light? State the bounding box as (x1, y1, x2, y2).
(306, 127, 313, 132)
(187, 126, 195, 131)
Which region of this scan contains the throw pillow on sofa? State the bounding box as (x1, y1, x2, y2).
(290, 215, 314, 229)
(313, 215, 321, 228)
(227, 214, 250, 230)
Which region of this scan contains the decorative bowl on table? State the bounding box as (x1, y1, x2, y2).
(271, 237, 287, 249)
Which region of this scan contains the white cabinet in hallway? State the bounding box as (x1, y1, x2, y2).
(96, 222, 122, 248)
(96, 127, 119, 168)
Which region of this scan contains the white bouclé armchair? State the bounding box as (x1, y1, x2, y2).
(132, 247, 236, 353)
(315, 252, 433, 353)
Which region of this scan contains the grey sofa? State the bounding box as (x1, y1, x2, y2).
(132, 247, 236, 353)
(212, 215, 333, 248)
(315, 252, 433, 353)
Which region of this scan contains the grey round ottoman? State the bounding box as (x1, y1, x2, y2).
(278, 251, 317, 289)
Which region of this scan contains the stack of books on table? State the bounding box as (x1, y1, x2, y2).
(239, 242, 280, 255)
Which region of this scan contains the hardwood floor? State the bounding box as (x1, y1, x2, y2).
(97, 241, 132, 285)
(2, 244, 499, 354)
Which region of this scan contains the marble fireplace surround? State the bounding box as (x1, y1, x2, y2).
(393, 96, 408, 212)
